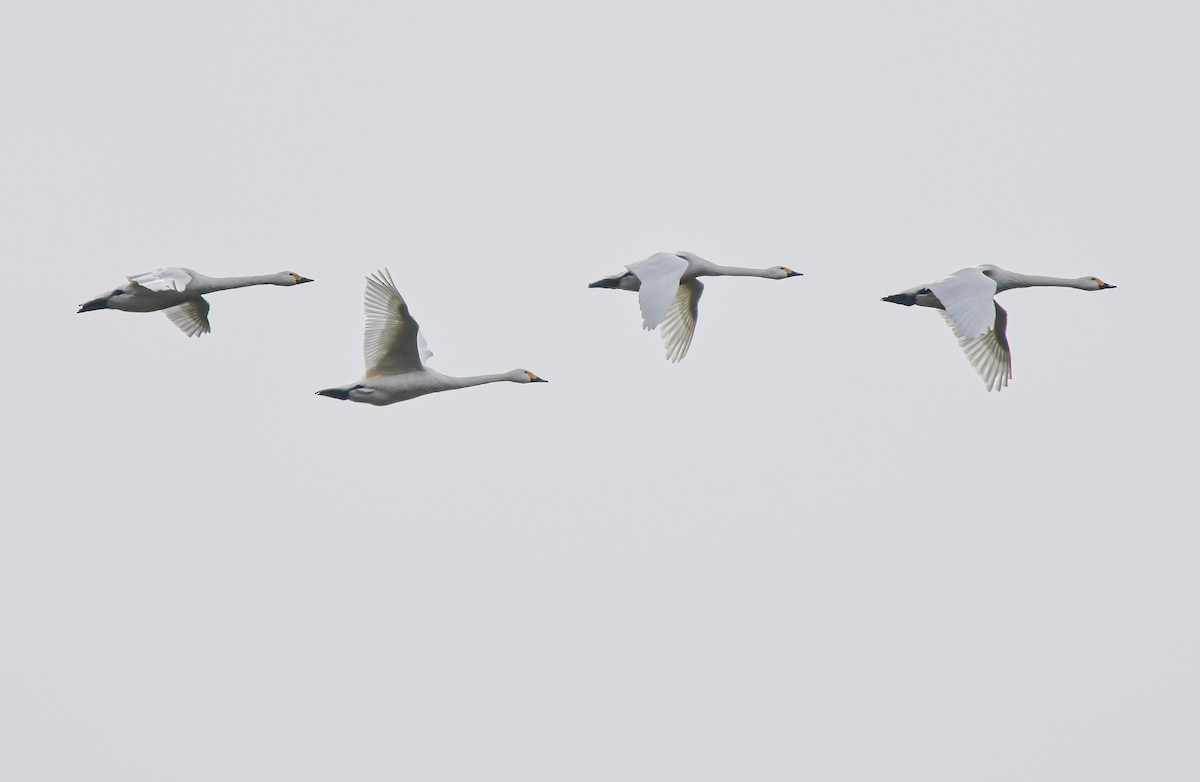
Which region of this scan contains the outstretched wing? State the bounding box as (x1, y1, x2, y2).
(128, 268, 195, 292)
(659, 278, 703, 362)
(929, 268, 1011, 391)
(162, 297, 211, 337)
(363, 268, 425, 378)
(928, 267, 998, 344)
(939, 301, 1011, 392)
(628, 252, 689, 331)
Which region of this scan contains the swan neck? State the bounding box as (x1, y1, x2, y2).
(444, 372, 515, 389)
(703, 264, 775, 278)
(205, 274, 281, 291)
(1000, 273, 1089, 291)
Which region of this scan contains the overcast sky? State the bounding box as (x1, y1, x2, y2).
(2, 1, 1198, 779)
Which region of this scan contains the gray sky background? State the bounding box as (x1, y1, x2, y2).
(2, 1, 1197, 779)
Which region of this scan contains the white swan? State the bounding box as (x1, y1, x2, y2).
(316, 269, 547, 405)
(882, 264, 1116, 391)
(78, 268, 313, 336)
(589, 251, 802, 361)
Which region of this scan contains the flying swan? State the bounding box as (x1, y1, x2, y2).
(316, 269, 547, 405)
(589, 251, 802, 361)
(882, 264, 1116, 391)
(77, 268, 313, 336)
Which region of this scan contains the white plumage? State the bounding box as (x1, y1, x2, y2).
(317, 269, 547, 406)
(589, 251, 802, 362)
(78, 267, 313, 336)
(883, 265, 1116, 391)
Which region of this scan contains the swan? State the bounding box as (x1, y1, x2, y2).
(77, 268, 313, 336)
(316, 269, 547, 405)
(589, 250, 802, 361)
(882, 264, 1116, 391)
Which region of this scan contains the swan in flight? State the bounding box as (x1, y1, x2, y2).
(77, 268, 313, 336)
(316, 269, 547, 405)
(882, 265, 1116, 391)
(589, 251, 802, 361)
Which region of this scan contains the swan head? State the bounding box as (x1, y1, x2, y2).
(278, 272, 315, 286)
(1087, 276, 1116, 290)
(769, 266, 803, 280)
(515, 370, 548, 383)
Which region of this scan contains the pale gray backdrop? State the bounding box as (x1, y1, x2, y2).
(1, 0, 1197, 779)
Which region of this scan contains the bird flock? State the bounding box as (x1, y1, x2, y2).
(77, 253, 1116, 398)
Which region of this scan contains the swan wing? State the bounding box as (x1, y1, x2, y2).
(128, 268, 195, 293)
(162, 297, 211, 337)
(927, 267, 998, 343)
(939, 300, 1012, 392)
(628, 252, 689, 331)
(363, 268, 425, 378)
(660, 278, 703, 362)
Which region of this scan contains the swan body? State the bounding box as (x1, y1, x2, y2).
(78, 268, 313, 336)
(589, 250, 802, 361)
(316, 269, 547, 406)
(882, 264, 1116, 391)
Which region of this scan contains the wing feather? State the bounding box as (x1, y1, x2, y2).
(363, 268, 425, 378)
(628, 252, 689, 331)
(659, 279, 703, 362)
(162, 298, 211, 337)
(927, 268, 1011, 391)
(927, 267, 997, 342)
(940, 301, 1012, 392)
(129, 268, 195, 293)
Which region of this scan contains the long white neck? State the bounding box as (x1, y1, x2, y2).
(202, 274, 288, 292)
(442, 371, 523, 390)
(698, 263, 779, 279)
(995, 272, 1092, 292)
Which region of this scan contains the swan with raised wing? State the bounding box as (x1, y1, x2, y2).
(882, 264, 1116, 391)
(589, 250, 802, 362)
(316, 269, 547, 405)
(77, 267, 313, 336)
